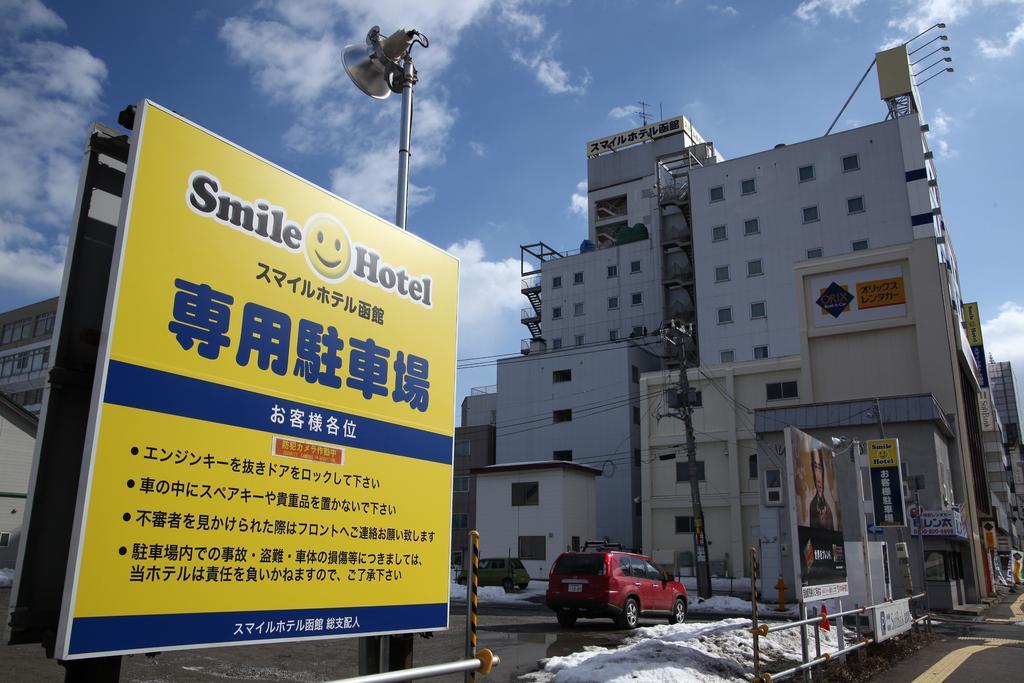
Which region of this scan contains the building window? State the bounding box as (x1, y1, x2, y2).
(552, 306, 562, 320)
(852, 239, 869, 251)
(717, 307, 733, 324)
(34, 311, 56, 337)
(608, 296, 619, 310)
(631, 325, 645, 338)
(630, 260, 641, 273)
(747, 259, 764, 277)
(691, 390, 703, 407)
(754, 345, 769, 359)
(631, 365, 640, 384)
(552, 275, 562, 289)
(766, 381, 799, 401)
(709, 185, 724, 202)
(512, 482, 540, 506)
(609, 329, 619, 341)
(552, 369, 572, 383)
(1, 317, 33, 345)
(631, 292, 643, 306)
(573, 271, 584, 285)
(750, 301, 766, 319)
(749, 454, 758, 479)
(453, 513, 469, 530)
(453, 476, 469, 493)
(741, 178, 756, 195)
(714, 265, 730, 283)
(518, 535, 546, 561)
(675, 516, 695, 533)
(553, 450, 573, 462)
(842, 154, 860, 172)
(744, 218, 760, 235)
(633, 406, 641, 424)
(676, 461, 706, 482)
(553, 409, 572, 423)
(720, 349, 735, 363)
(455, 440, 471, 457)
(802, 205, 819, 223)
(712, 224, 727, 241)
(765, 468, 782, 504)
(552, 338, 562, 349)
(574, 334, 585, 346)
(608, 264, 618, 278)
(807, 247, 823, 259)
(847, 196, 865, 214)
(0, 346, 50, 379)
(798, 164, 815, 182)
(574, 302, 584, 316)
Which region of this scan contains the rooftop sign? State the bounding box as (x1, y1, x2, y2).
(586, 115, 702, 158)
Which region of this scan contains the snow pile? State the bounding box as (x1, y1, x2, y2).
(448, 580, 546, 605)
(689, 595, 799, 618)
(526, 617, 853, 682)
(0, 568, 15, 588)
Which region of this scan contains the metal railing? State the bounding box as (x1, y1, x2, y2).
(520, 275, 541, 290)
(520, 307, 540, 322)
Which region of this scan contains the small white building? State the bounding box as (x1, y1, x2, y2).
(472, 461, 599, 579)
(0, 392, 37, 567)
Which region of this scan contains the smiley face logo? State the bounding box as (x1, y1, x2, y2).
(303, 212, 352, 283)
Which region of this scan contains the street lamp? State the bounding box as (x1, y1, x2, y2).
(917, 67, 955, 87)
(911, 45, 951, 67)
(909, 34, 948, 56)
(342, 26, 429, 230)
(914, 56, 953, 78)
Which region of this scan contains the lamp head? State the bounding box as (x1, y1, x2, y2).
(342, 26, 416, 99)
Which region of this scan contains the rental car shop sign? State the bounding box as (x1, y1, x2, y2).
(56, 101, 458, 658)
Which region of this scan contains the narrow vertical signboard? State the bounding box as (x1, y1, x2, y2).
(55, 101, 459, 659)
(866, 439, 906, 527)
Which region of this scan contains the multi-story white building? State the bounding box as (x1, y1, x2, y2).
(637, 44, 992, 607)
(493, 115, 714, 550)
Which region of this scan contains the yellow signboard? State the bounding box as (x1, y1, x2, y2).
(963, 302, 984, 347)
(856, 277, 906, 310)
(867, 439, 899, 468)
(56, 101, 459, 658)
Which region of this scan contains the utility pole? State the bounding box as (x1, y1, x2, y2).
(661, 319, 712, 599)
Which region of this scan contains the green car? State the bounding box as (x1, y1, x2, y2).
(457, 557, 530, 591)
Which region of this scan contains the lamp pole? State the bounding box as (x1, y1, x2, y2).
(343, 25, 428, 675)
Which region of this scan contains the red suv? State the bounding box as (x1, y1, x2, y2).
(546, 550, 687, 628)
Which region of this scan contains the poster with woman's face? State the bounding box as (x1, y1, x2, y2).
(787, 427, 848, 601)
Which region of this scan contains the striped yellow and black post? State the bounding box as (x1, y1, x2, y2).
(465, 530, 480, 682)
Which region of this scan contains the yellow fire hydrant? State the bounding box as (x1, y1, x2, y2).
(775, 576, 787, 610)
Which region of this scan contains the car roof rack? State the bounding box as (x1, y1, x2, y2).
(581, 540, 624, 551)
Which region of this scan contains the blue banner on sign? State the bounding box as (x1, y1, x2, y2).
(68, 602, 448, 655)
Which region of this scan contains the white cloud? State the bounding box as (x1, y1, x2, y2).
(928, 108, 959, 158)
(887, 0, 972, 35)
(468, 141, 486, 157)
(447, 237, 523, 368)
(608, 105, 641, 120)
(220, 1, 580, 216)
(707, 4, 739, 17)
(511, 36, 590, 95)
(978, 18, 1024, 57)
(499, 2, 544, 39)
(569, 180, 587, 217)
(794, 0, 865, 24)
(0, 3, 107, 303)
(0, 0, 65, 36)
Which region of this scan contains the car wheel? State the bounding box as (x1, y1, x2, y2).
(616, 597, 640, 629)
(502, 578, 514, 592)
(556, 612, 577, 628)
(518, 583, 529, 590)
(668, 598, 687, 624)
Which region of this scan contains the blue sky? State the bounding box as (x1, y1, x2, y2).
(1, 0, 1023, 405)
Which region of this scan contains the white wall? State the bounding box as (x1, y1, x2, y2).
(690, 119, 914, 365)
(475, 467, 596, 579)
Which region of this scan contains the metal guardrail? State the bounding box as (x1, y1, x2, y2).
(323, 651, 497, 683)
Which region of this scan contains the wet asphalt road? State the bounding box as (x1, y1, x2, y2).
(2, 589, 679, 682)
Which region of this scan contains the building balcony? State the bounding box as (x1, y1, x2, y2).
(521, 275, 542, 293)
(521, 307, 540, 324)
